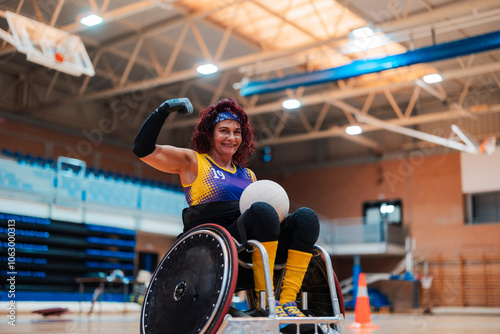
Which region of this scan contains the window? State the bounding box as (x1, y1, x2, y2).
(465, 191, 500, 224)
(363, 199, 402, 225)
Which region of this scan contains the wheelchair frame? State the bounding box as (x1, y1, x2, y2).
(141, 224, 344, 334)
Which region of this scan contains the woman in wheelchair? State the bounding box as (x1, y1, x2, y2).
(133, 97, 320, 328)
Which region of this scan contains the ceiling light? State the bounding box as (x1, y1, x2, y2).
(196, 63, 218, 75)
(423, 73, 442, 84)
(345, 125, 362, 135)
(282, 99, 301, 109)
(80, 14, 103, 27)
(351, 26, 374, 39)
(348, 26, 378, 52)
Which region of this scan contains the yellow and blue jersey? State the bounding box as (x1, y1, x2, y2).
(182, 152, 256, 206)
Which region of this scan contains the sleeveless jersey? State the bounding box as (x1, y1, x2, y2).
(182, 153, 256, 206)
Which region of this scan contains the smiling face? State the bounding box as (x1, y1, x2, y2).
(210, 119, 242, 163)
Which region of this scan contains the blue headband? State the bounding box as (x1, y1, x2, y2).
(213, 111, 241, 125)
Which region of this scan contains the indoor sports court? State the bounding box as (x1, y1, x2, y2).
(1, 1, 500, 334)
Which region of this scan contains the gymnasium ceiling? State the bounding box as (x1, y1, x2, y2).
(0, 0, 500, 174)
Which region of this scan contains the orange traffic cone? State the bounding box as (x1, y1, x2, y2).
(347, 273, 380, 329)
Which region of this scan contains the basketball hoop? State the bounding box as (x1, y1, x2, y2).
(54, 53, 64, 63)
(479, 136, 497, 155)
(54, 36, 68, 63)
(451, 124, 497, 155)
(3, 11, 95, 77)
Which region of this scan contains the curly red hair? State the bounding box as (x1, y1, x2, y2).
(191, 98, 255, 167)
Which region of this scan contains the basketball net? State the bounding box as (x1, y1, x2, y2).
(421, 275, 433, 290)
(479, 136, 497, 155)
(54, 35, 74, 63)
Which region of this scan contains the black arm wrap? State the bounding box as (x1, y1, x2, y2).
(132, 108, 170, 158)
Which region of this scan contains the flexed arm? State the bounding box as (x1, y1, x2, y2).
(133, 98, 193, 158)
(133, 98, 197, 183)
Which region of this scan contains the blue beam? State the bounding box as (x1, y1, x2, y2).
(239, 30, 500, 96)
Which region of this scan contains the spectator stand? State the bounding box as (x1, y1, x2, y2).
(0, 150, 184, 236)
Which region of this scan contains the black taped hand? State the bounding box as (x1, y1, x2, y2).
(133, 97, 194, 158)
(157, 97, 193, 115)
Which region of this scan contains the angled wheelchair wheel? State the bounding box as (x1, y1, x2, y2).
(141, 224, 238, 334)
(300, 251, 345, 318)
(274, 248, 345, 320)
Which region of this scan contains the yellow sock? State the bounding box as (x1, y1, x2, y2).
(279, 249, 312, 305)
(252, 241, 278, 303)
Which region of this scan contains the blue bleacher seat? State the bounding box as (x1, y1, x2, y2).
(36, 156, 52, 169)
(88, 168, 105, 178)
(46, 158, 55, 169)
(122, 175, 133, 183)
(2, 148, 14, 158)
(14, 151, 26, 164)
(25, 154, 37, 166)
(86, 167, 95, 175)
(103, 171, 114, 179)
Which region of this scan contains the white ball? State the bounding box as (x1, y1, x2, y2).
(239, 180, 290, 222)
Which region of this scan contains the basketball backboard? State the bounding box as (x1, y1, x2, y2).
(451, 124, 496, 155)
(2, 11, 95, 77)
(451, 124, 479, 151)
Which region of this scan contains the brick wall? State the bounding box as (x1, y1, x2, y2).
(268, 152, 500, 259)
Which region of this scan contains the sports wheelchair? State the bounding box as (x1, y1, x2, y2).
(141, 224, 345, 334)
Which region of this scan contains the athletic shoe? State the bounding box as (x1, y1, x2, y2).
(275, 300, 288, 318)
(247, 300, 286, 318)
(281, 301, 317, 334)
(282, 301, 307, 317)
(273, 300, 290, 330)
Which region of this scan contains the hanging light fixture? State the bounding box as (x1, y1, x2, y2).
(282, 99, 301, 109)
(80, 14, 103, 27)
(423, 73, 442, 84)
(350, 26, 374, 38)
(196, 63, 218, 75)
(345, 125, 363, 135)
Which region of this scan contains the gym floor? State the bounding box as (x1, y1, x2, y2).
(2, 309, 500, 333)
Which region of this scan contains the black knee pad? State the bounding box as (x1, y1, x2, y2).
(244, 201, 280, 242)
(287, 207, 320, 251)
